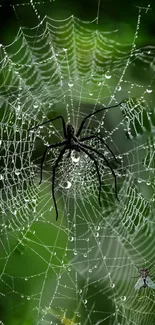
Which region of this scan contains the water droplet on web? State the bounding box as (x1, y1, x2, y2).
(121, 296, 126, 301)
(25, 277, 28, 281)
(105, 71, 111, 79)
(15, 169, 20, 175)
(71, 151, 80, 163)
(27, 296, 31, 300)
(111, 283, 115, 288)
(69, 236, 74, 242)
(68, 80, 74, 87)
(89, 92, 93, 96)
(117, 85, 121, 91)
(146, 88, 152, 93)
(61, 181, 72, 189)
(0, 174, 4, 180)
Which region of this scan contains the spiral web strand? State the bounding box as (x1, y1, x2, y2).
(0, 1, 155, 324)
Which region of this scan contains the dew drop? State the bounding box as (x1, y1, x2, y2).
(68, 81, 74, 87)
(117, 85, 122, 91)
(69, 236, 74, 242)
(105, 71, 111, 79)
(71, 151, 80, 163)
(15, 169, 20, 176)
(111, 283, 115, 288)
(121, 295, 126, 301)
(61, 181, 72, 189)
(146, 88, 152, 93)
(137, 179, 142, 183)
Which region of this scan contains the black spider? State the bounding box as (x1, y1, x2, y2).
(29, 102, 122, 220)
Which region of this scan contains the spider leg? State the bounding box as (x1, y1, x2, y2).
(52, 146, 67, 221)
(76, 102, 122, 137)
(78, 145, 102, 207)
(80, 143, 119, 201)
(39, 141, 67, 185)
(79, 134, 120, 164)
(28, 115, 67, 138)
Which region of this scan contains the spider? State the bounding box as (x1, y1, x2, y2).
(29, 102, 122, 220)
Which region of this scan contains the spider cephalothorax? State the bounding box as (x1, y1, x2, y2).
(29, 102, 122, 220)
(67, 123, 75, 137)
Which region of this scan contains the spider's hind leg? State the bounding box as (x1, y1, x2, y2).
(78, 145, 102, 207)
(80, 142, 119, 202)
(80, 134, 121, 165)
(52, 146, 67, 221)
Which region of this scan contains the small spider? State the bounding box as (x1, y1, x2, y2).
(134, 267, 155, 290)
(28, 102, 122, 220)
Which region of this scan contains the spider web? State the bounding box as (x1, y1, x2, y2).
(0, 1, 155, 324)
